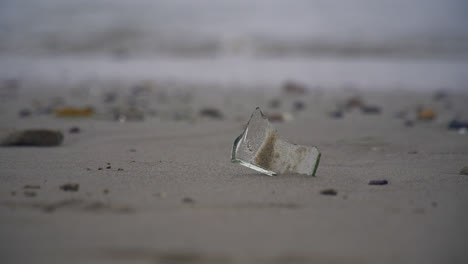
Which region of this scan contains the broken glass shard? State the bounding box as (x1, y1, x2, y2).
(232, 107, 321, 176)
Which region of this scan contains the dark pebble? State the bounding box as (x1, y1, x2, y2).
(68, 127, 81, 134)
(24, 185, 40, 189)
(106, 166, 111, 169)
(19, 109, 32, 117)
(182, 197, 195, 204)
(98, 168, 103, 170)
(199, 108, 223, 119)
(360, 105, 381, 114)
(368, 180, 388, 185)
(293, 101, 306, 111)
(24, 191, 37, 197)
(117, 168, 124, 171)
(320, 189, 337, 196)
(329, 110, 343, 119)
(60, 183, 79, 192)
(404, 120, 414, 127)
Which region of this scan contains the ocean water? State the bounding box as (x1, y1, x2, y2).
(1, 0, 468, 90)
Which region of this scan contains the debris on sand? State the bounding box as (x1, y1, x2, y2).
(368, 180, 388, 185)
(68, 127, 81, 134)
(199, 108, 224, 120)
(24, 185, 40, 189)
(60, 183, 79, 192)
(417, 108, 436, 120)
(448, 120, 468, 130)
(320, 189, 337, 196)
(267, 112, 293, 122)
(460, 166, 468, 175)
(24, 191, 37, 197)
(113, 107, 144, 122)
(182, 197, 195, 204)
(283, 81, 307, 94)
(232, 107, 321, 176)
(19, 109, 32, 117)
(55, 107, 94, 117)
(360, 105, 381, 114)
(0, 129, 63, 146)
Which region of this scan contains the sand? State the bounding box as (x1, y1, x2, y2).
(0, 86, 468, 264)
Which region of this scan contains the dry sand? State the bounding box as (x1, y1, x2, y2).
(0, 86, 468, 264)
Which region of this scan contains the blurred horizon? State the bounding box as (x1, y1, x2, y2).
(1, 0, 468, 90)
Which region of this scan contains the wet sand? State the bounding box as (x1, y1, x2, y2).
(0, 85, 468, 264)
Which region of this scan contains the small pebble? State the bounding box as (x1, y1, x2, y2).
(24, 191, 37, 197)
(103, 189, 109, 194)
(360, 105, 381, 114)
(460, 166, 468, 175)
(106, 166, 111, 169)
(68, 127, 81, 134)
(19, 109, 32, 117)
(23, 185, 40, 189)
(98, 168, 103, 170)
(60, 183, 79, 192)
(404, 120, 414, 127)
(368, 180, 388, 185)
(199, 108, 223, 119)
(320, 189, 337, 196)
(117, 168, 124, 171)
(329, 110, 343, 119)
(182, 197, 195, 204)
(293, 101, 306, 111)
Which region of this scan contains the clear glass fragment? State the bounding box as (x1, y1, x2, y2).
(232, 107, 321, 176)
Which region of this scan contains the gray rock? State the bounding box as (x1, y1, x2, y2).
(1, 129, 63, 146)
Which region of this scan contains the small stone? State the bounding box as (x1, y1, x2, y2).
(320, 189, 337, 196)
(68, 127, 81, 134)
(60, 183, 79, 192)
(24, 191, 37, 197)
(417, 109, 436, 120)
(283, 81, 307, 94)
(329, 110, 343, 119)
(404, 120, 414, 127)
(86, 168, 92, 171)
(117, 168, 124, 171)
(182, 197, 195, 204)
(19, 109, 32, 117)
(24, 185, 40, 189)
(360, 105, 381, 114)
(106, 166, 111, 169)
(460, 166, 468, 175)
(293, 101, 306, 111)
(98, 168, 103, 170)
(368, 180, 388, 185)
(0, 129, 63, 146)
(199, 108, 223, 119)
(103, 189, 109, 194)
(345, 96, 363, 110)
